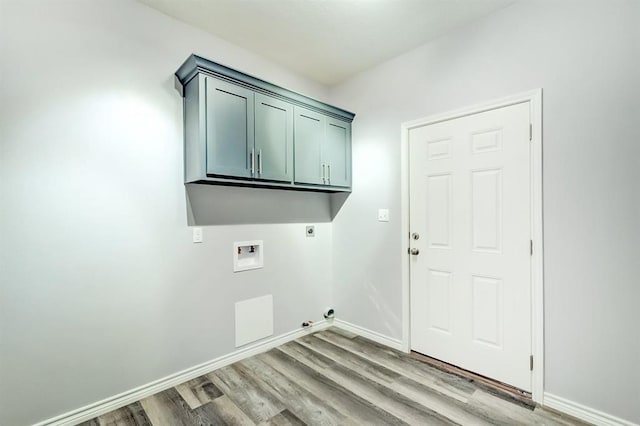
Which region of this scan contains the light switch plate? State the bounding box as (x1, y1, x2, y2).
(192, 227, 203, 243)
(378, 209, 390, 222)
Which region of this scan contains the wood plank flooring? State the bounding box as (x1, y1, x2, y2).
(79, 328, 588, 425)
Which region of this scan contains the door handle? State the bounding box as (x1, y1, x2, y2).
(250, 149, 255, 174)
(410, 248, 420, 256)
(327, 164, 331, 184)
(322, 163, 326, 184)
(258, 149, 262, 175)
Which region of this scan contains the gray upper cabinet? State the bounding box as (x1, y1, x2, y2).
(176, 54, 354, 192)
(205, 77, 254, 179)
(323, 117, 352, 188)
(254, 93, 293, 183)
(294, 107, 325, 185)
(293, 108, 352, 188)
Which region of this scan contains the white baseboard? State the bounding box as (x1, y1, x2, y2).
(39, 321, 636, 426)
(332, 319, 404, 351)
(34, 320, 330, 426)
(543, 393, 637, 426)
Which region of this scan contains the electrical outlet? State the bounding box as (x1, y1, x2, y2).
(378, 209, 389, 222)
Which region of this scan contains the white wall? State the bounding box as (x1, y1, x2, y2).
(0, 1, 334, 425)
(329, 0, 639, 423)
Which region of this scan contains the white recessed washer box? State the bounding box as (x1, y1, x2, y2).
(233, 240, 264, 272)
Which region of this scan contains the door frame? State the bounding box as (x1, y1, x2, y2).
(399, 89, 544, 402)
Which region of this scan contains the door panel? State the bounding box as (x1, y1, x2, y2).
(426, 174, 452, 249)
(471, 275, 503, 347)
(428, 269, 452, 333)
(471, 169, 502, 252)
(324, 118, 352, 187)
(254, 94, 293, 182)
(409, 102, 531, 391)
(205, 77, 254, 178)
(294, 107, 324, 185)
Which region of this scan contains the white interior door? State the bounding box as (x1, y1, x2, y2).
(409, 102, 532, 391)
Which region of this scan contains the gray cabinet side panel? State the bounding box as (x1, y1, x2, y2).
(324, 118, 351, 188)
(184, 75, 206, 182)
(293, 107, 324, 185)
(255, 93, 293, 183)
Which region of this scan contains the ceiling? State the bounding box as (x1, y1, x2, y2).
(140, 0, 515, 85)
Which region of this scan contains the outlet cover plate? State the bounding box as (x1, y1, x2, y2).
(306, 225, 315, 237)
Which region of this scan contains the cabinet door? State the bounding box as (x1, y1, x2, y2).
(323, 117, 351, 187)
(254, 94, 293, 183)
(205, 77, 255, 178)
(293, 107, 325, 185)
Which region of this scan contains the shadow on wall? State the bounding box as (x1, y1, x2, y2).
(186, 184, 349, 225)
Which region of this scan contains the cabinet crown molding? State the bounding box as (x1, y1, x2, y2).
(175, 54, 355, 122)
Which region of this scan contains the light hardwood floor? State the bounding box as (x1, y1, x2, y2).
(79, 328, 588, 425)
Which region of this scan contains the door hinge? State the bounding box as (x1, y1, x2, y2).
(530, 355, 534, 371)
(529, 123, 533, 141)
(530, 240, 533, 256)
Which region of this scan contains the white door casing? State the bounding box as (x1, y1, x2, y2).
(409, 101, 533, 392)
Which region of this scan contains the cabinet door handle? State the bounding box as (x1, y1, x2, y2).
(327, 164, 331, 184)
(322, 163, 326, 184)
(258, 149, 262, 175)
(250, 149, 255, 174)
